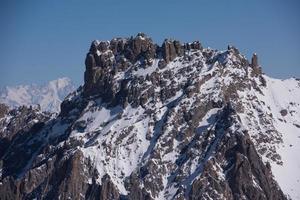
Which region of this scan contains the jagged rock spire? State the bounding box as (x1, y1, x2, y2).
(251, 53, 258, 68)
(83, 33, 204, 97)
(162, 39, 181, 63)
(251, 53, 262, 76)
(162, 39, 202, 63)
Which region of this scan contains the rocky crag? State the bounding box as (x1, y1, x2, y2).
(1, 33, 300, 200)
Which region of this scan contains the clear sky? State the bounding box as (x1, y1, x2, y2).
(0, 0, 300, 87)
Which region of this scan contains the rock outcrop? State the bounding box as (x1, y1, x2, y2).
(189, 115, 285, 200)
(162, 39, 181, 63)
(1, 34, 295, 200)
(0, 103, 8, 118)
(83, 33, 157, 98)
(83, 33, 205, 99)
(251, 53, 262, 76)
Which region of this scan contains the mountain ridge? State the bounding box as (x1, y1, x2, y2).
(0, 77, 76, 113)
(0, 33, 299, 200)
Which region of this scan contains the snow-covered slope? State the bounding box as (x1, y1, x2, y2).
(0, 77, 75, 113)
(252, 76, 300, 199)
(0, 34, 298, 200)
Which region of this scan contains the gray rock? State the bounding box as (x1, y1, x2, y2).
(162, 39, 180, 63)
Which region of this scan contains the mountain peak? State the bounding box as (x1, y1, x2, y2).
(0, 77, 75, 113)
(1, 34, 300, 200)
(82, 33, 262, 105)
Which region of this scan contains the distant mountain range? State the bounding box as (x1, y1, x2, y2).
(0, 77, 75, 113)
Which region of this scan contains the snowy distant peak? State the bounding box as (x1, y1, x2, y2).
(48, 77, 72, 89)
(0, 77, 76, 113)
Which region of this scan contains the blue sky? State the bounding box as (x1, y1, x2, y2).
(0, 0, 300, 86)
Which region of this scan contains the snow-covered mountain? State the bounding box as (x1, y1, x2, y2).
(0, 77, 76, 113)
(0, 33, 299, 200)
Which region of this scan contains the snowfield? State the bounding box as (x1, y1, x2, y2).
(261, 77, 300, 199)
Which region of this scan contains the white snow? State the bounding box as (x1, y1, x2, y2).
(5, 45, 295, 199)
(238, 75, 300, 199)
(260, 76, 300, 199)
(0, 77, 75, 113)
(71, 104, 150, 194)
(134, 59, 159, 77)
(71, 50, 300, 199)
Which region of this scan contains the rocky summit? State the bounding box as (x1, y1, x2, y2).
(1, 33, 300, 200)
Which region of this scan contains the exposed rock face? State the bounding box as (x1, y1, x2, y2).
(83, 33, 204, 99)
(251, 53, 262, 76)
(128, 33, 157, 62)
(161, 40, 203, 63)
(0, 106, 51, 160)
(0, 103, 8, 118)
(251, 53, 258, 67)
(188, 110, 285, 200)
(162, 39, 181, 63)
(83, 33, 157, 98)
(0, 148, 102, 200)
(184, 105, 285, 200)
(100, 175, 121, 200)
(1, 34, 298, 200)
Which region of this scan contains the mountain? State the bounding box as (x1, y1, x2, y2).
(0, 77, 76, 113)
(0, 33, 299, 200)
